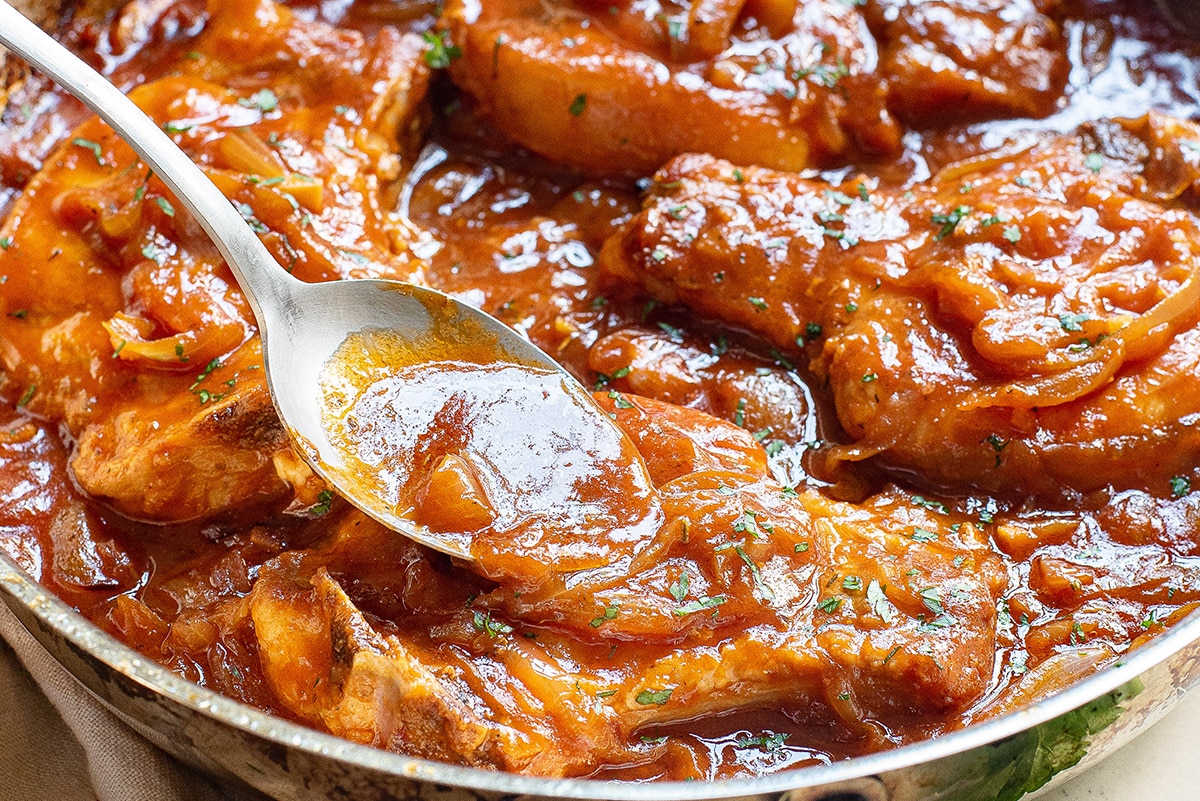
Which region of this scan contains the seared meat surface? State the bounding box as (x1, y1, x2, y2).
(600, 118, 1200, 498)
(443, 0, 1068, 174)
(0, 0, 1197, 784)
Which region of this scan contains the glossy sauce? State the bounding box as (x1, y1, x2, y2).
(321, 326, 661, 580)
(0, 0, 1199, 783)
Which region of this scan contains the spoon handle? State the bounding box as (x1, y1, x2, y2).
(0, 0, 297, 326)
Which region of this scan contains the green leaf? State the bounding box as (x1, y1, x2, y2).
(912, 527, 938, 542)
(867, 579, 893, 624)
(668, 572, 689, 603)
(635, 688, 673, 705)
(238, 88, 279, 113)
(421, 30, 462, 69)
(72, 137, 105, 165)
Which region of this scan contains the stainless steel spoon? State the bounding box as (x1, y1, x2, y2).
(0, 0, 597, 561)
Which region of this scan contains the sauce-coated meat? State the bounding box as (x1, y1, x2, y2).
(0, 0, 1199, 784)
(443, 0, 1068, 174)
(250, 396, 1008, 775)
(600, 119, 1200, 498)
(0, 0, 430, 519)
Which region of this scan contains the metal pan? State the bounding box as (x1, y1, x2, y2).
(4, 547, 1200, 801)
(3, 1, 1200, 799)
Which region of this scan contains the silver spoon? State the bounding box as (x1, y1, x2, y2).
(0, 0, 619, 562)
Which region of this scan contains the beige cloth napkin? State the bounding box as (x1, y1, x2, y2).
(0, 601, 267, 801)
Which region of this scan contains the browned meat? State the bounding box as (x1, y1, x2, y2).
(248, 395, 1008, 774)
(865, 0, 1069, 121)
(598, 115, 1200, 498)
(0, 0, 431, 521)
(442, 0, 1068, 175)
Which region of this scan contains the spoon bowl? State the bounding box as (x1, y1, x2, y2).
(0, 0, 583, 560)
(262, 277, 574, 560)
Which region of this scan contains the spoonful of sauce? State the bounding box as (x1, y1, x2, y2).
(0, 1, 661, 574)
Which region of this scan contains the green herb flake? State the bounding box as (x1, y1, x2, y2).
(794, 541, 809, 552)
(421, 30, 462, 69)
(195, 389, 224, 405)
(1002, 225, 1022, 243)
(312, 489, 333, 515)
(472, 609, 514, 637)
(1058, 313, 1090, 333)
(0, 236, 12, 250)
(911, 495, 948, 514)
(734, 545, 775, 601)
(657, 321, 686, 342)
(188, 358, 224, 392)
(238, 88, 279, 113)
(155, 197, 176, 217)
(668, 573, 690, 603)
(674, 596, 726, 616)
(912, 527, 938, 543)
(748, 296, 768, 311)
(842, 575, 862, 591)
(72, 137, 105, 166)
(593, 365, 632, 389)
(866, 579, 893, 624)
(589, 604, 620, 628)
(174, 342, 188, 362)
(1084, 152, 1104, 174)
(1170, 475, 1191, 498)
(931, 205, 971, 241)
(236, 202, 269, 234)
(734, 732, 787, 752)
(568, 93, 588, 117)
(635, 688, 673, 705)
(16, 384, 35, 408)
(606, 390, 634, 410)
(919, 587, 945, 615)
(817, 596, 842, 613)
(141, 243, 164, 264)
(825, 189, 856, 206)
(732, 510, 763, 538)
